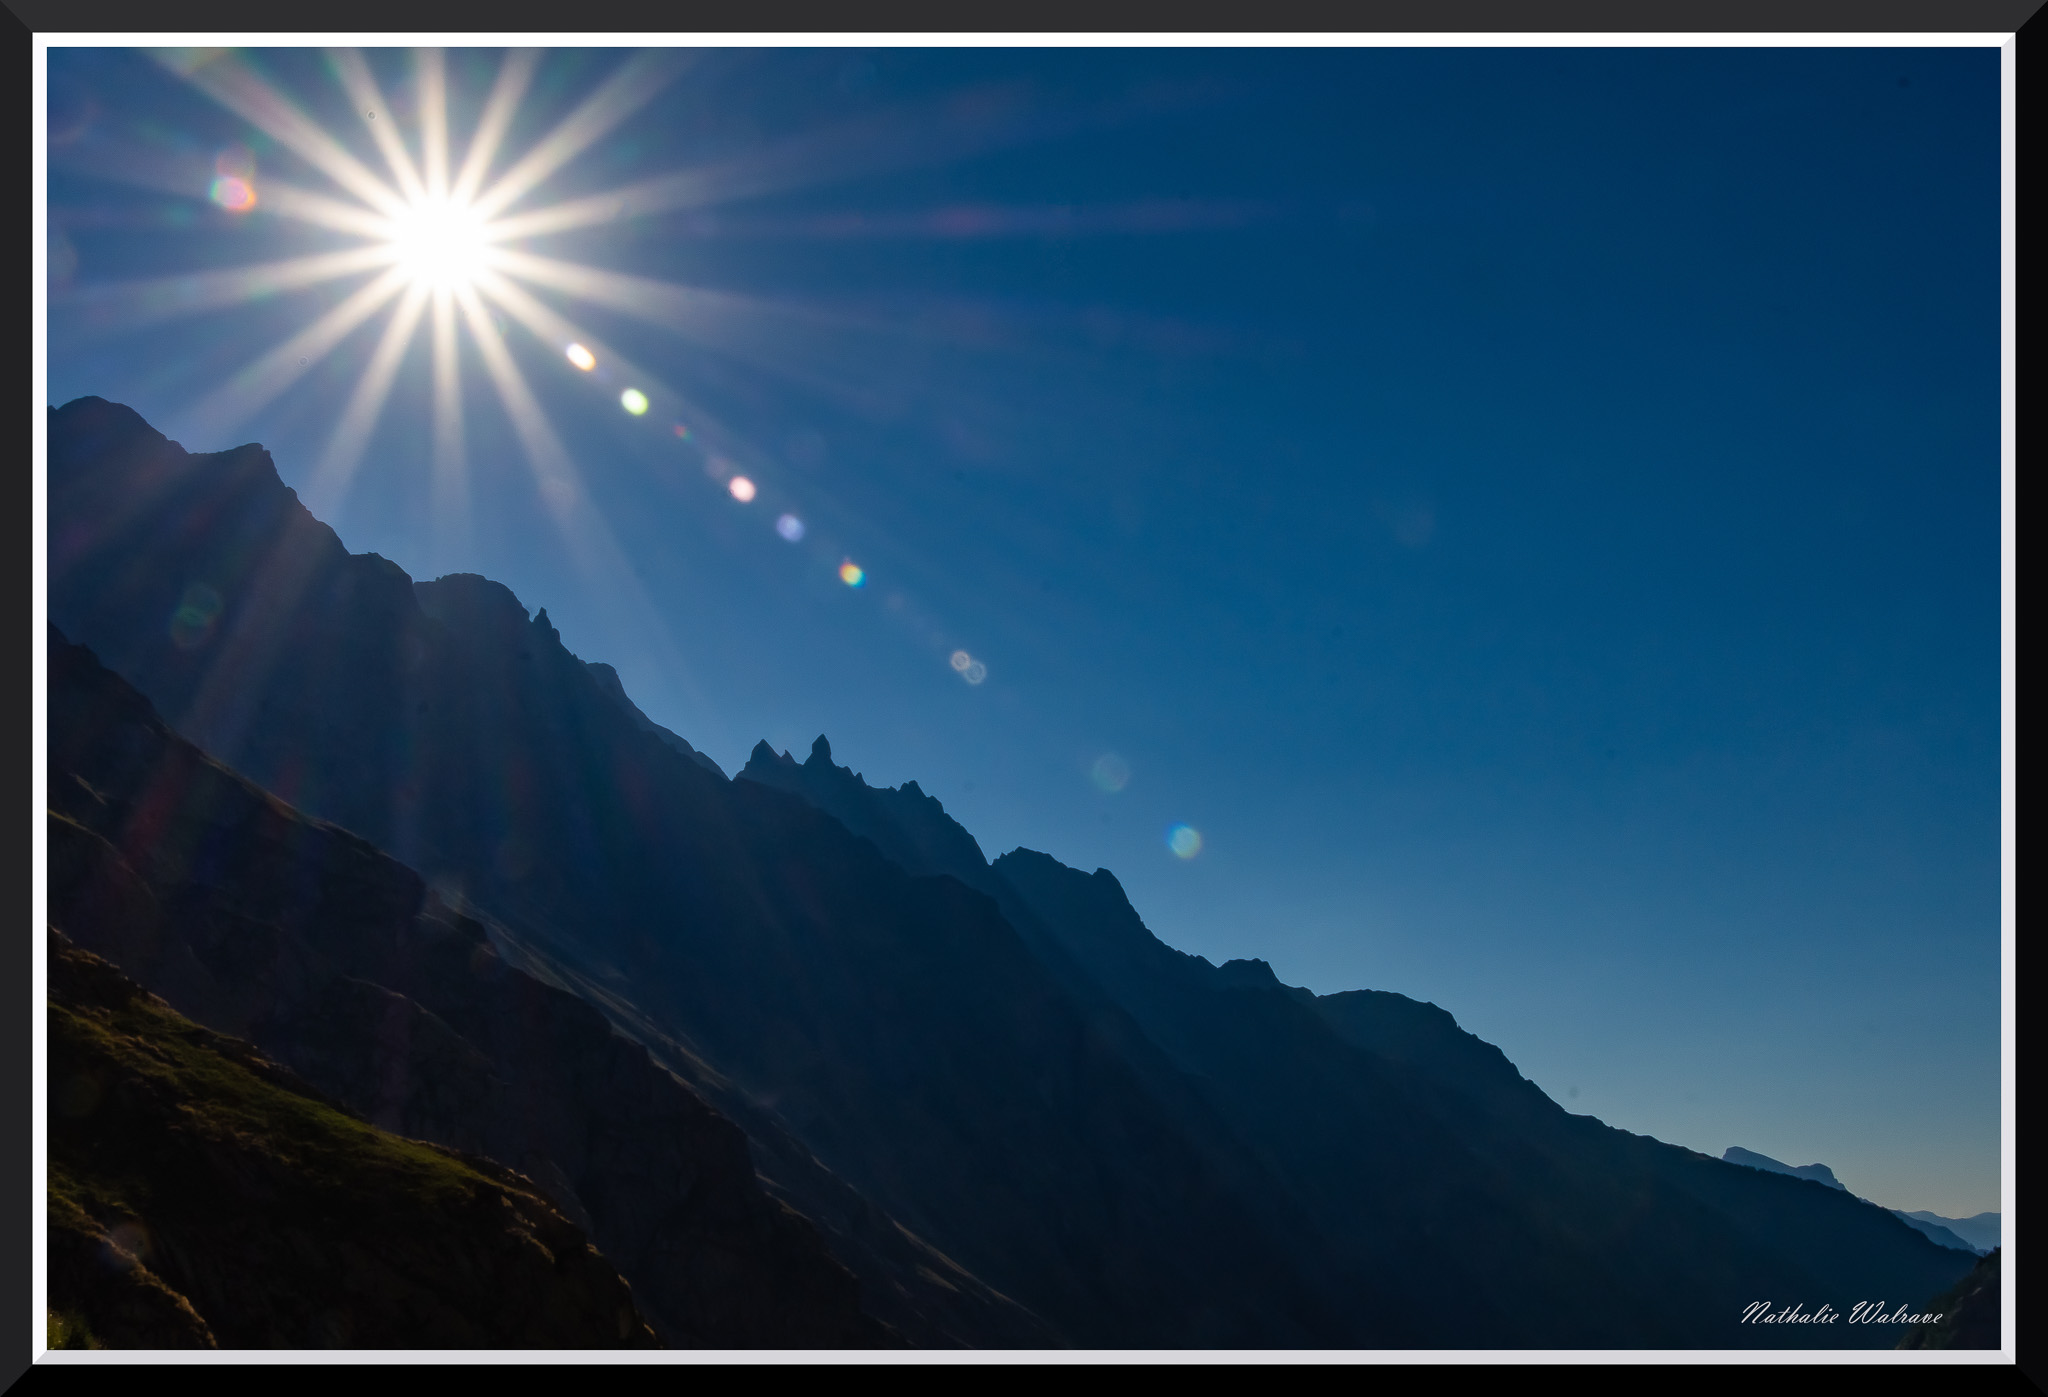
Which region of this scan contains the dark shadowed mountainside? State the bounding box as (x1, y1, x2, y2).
(744, 734, 1985, 1347)
(45, 398, 1318, 1348)
(1898, 1249, 2000, 1350)
(47, 928, 658, 1349)
(46, 629, 892, 1349)
(587, 661, 726, 778)
(46, 395, 1978, 1347)
(1722, 1148, 1983, 1254)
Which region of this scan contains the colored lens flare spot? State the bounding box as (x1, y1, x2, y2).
(1168, 824, 1203, 859)
(671, 422, 691, 439)
(168, 582, 224, 651)
(949, 651, 987, 685)
(776, 514, 805, 542)
(1091, 754, 1131, 793)
(209, 176, 256, 212)
(728, 476, 757, 503)
(621, 389, 649, 416)
(839, 561, 865, 588)
(566, 343, 596, 371)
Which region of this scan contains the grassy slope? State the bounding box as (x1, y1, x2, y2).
(47, 929, 660, 1349)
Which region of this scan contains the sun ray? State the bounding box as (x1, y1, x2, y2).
(452, 280, 719, 738)
(51, 246, 396, 336)
(155, 49, 408, 220)
(302, 282, 432, 518)
(484, 250, 892, 415)
(471, 269, 775, 502)
(468, 267, 712, 423)
(328, 48, 426, 205)
(418, 48, 450, 201)
(180, 264, 411, 448)
(449, 48, 540, 207)
(482, 266, 983, 618)
(480, 85, 1091, 245)
(481, 167, 722, 244)
(468, 51, 683, 223)
(451, 282, 586, 513)
(483, 247, 711, 327)
(429, 286, 470, 559)
(257, 179, 407, 239)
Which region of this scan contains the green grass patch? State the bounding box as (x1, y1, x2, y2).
(47, 1308, 101, 1350)
(51, 991, 490, 1213)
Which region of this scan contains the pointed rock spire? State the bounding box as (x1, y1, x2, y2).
(808, 734, 833, 767)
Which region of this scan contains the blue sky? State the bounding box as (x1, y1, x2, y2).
(45, 44, 2002, 1215)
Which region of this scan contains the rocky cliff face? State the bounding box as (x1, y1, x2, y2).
(47, 928, 659, 1349)
(46, 628, 891, 1349)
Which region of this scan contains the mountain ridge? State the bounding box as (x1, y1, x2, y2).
(46, 395, 1980, 1347)
(1721, 1148, 1991, 1255)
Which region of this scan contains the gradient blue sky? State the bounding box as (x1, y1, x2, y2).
(44, 44, 2003, 1215)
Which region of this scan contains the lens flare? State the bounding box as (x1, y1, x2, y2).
(1091, 753, 1131, 793)
(839, 560, 865, 588)
(671, 421, 691, 439)
(168, 582, 224, 650)
(1168, 824, 1203, 859)
(776, 513, 805, 541)
(209, 176, 257, 212)
(728, 475, 756, 502)
(965, 661, 987, 684)
(620, 388, 649, 415)
(566, 342, 595, 370)
(950, 650, 972, 671)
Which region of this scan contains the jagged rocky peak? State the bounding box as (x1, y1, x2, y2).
(415, 572, 530, 627)
(809, 734, 834, 766)
(1216, 957, 1284, 989)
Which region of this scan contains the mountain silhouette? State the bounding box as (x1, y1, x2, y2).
(46, 627, 890, 1348)
(1898, 1211, 2000, 1254)
(1721, 1148, 1988, 1255)
(46, 396, 1978, 1347)
(741, 730, 1983, 1344)
(1721, 1147, 1849, 1191)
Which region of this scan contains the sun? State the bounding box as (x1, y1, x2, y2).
(386, 196, 492, 290)
(54, 46, 1001, 722)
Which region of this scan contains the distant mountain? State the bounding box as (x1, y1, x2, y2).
(1721, 1150, 1990, 1255)
(1722, 1147, 1850, 1191)
(46, 927, 658, 1349)
(46, 395, 1979, 1347)
(1899, 1211, 2000, 1254)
